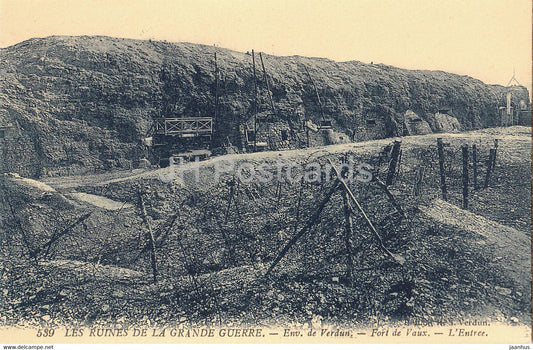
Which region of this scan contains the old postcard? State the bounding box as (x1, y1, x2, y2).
(0, 0, 531, 347)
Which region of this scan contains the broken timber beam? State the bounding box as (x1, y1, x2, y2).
(264, 179, 340, 277)
(342, 181, 355, 283)
(304, 66, 326, 124)
(340, 154, 355, 283)
(137, 190, 157, 283)
(252, 49, 258, 151)
(437, 138, 448, 201)
(130, 210, 180, 264)
(386, 141, 401, 187)
(328, 159, 405, 265)
(259, 52, 277, 119)
(37, 212, 92, 258)
(493, 139, 499, 168)
(373, 175, 406, 219)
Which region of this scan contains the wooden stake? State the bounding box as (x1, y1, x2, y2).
(224, 178, 235, 225)
(484, 149, 496, 189)
(264, 179, 340, 277)
(130, 210, 180, 264)
(462, 145, 469, 209)
(413, 165, 425, 197)
(492, 139, 499, 168)
(374, 175, 406, 218)
(252, 49, 258, 151)
(329, 160, 405, 265)
(259, 52, 277, 119)
(292, 176, 306, 235)
(396, 149, 403, 178)
(386, 141, 401, 187)
(275, 180, 282, 207)
(37, 213, 92, 258)
(341, 155, 354, 283)
(472, 144, 478, 190)
(137, 190, 157, 283)
(437, 138, 448, 201)
(342, 189, 354, 283)
(303, 66, 326, 125)
(214, 52, 219, 136)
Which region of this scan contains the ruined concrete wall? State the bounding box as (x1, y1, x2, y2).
(1, 36, 529, 176)
(351, 104, 399, 142)
(404, 110, 432, 135)
(431, 112, 462, 133)
(519, 109, 532, 126)
(324, 129, 351, 145)
(352, 122, 388, 142)
(258, 121, 297, 150)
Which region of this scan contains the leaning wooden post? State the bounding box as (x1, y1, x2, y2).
(264, 180, 340, 277)
(259, 52, 277, 118)
(472, 144, 478, 190)
(386, 141, 401, 186)
(251, 49, 258, 151)
(38, 213, 92, 259)
(275, 180, 282, 208)
(342, 192, 355, 283)
(374, 175, 406, 219)
(437, 138, 448, 201)
(396, 149, 403, 178)
(413, 165, 425, 197)
(493, 139, 499, 168)
(462, 145, 469, 209)
(214, 52, 219, 137)
(137, 189, 157, 283)
(224, 177, 236, 225)
(329, 160, 405, 265)
(340, 155, 355, 283)
(484, 149, 496, 189)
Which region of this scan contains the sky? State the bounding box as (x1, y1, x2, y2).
(0, 0, 531, 91)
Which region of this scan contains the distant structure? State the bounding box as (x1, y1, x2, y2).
(499, 72, 531, 126)
(146, 56, 216, 167)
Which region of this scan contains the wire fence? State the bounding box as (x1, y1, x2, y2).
(0, 135, 514, 322)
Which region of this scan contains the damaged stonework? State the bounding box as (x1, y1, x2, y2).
(432, 112, 462, 133)
(403, 110, 432, 136)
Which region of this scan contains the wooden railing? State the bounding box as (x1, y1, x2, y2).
(154, 117, 213, 136)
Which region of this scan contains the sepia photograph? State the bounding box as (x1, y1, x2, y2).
(0, 0, 531, 347)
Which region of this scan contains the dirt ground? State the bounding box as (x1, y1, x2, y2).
(1, 126, 530, 328)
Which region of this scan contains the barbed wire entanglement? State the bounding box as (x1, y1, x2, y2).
(0, 133, 529, 327)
